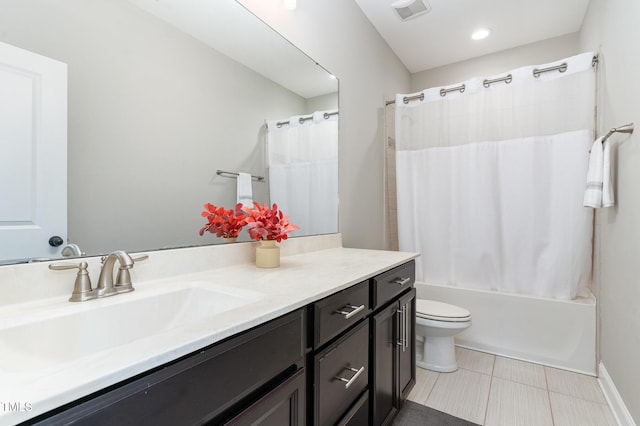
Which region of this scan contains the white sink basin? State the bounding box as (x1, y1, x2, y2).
(0, 283, 263, 372)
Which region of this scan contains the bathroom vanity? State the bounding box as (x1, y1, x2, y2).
(0, 237, 418, 426)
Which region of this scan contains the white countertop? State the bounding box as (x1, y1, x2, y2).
(0, 246, 417, 425)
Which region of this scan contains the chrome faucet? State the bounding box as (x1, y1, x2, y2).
(49, 251, 148, 302)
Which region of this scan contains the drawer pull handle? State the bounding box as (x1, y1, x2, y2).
(334, 304, 365, 319)
(335, 366, 365, 389)
(393, 277, 411, 286)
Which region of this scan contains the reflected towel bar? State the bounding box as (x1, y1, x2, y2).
(216, 170, 264, 182)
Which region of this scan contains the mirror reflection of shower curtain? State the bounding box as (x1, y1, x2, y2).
(395, 53, 596, 300)
(266, 110, 338, 237)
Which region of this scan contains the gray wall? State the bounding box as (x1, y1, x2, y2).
(410, 32, 581, 91)
(305, 92, 339, 114)
(239, 0, 411, 250)
(0, 0, 308, 254)
(580, 0, 640, 421)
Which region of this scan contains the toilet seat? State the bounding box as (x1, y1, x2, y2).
(416, 300, 471, 322)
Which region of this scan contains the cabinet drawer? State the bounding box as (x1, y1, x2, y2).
(225, 368, 305, 425)
(337, 390, 369, 426)
(372, 261, 415, 309)
(313, 280, 369, 348)
(314, 320, 369, 426)
(36, 309, 304, 426)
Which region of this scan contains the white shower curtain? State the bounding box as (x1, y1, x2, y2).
(395, 53, 596, 299)
(266, 110, 338, 237)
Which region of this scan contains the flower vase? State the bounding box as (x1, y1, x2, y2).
(255, 240, 280, 268)
(222, 237, 237, 243)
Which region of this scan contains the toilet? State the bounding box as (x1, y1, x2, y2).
(415, 299, 472, 373)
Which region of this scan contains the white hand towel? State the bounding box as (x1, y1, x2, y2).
(237, 172, 253, 207)
(602, 139, 614, 207)
(583, 137, 614, 208)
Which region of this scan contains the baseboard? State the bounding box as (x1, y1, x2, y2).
(598, 362, 636, 426)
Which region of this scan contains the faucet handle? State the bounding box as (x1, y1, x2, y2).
(131, 254, 149, 263)
(49, 261, 82, 271)
(114, 254, 148, 293)
(49, 261, 96, 302)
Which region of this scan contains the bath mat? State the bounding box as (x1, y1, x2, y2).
(392, 401, 480, 426)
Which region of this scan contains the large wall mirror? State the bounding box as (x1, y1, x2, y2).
(0, 0, 339, 264)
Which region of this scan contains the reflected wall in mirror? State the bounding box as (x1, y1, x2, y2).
(0, 0, 339, 264)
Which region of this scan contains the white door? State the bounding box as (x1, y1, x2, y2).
(0, 41, 67, 262)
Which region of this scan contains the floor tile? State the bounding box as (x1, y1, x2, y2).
(456, 346, 495, 375)
(426, 367, 491, 424)
(549, 391, 617, 426)
(545, 366, 606, 404)
(493, 356, 547, 389)
(407, 367, 439, 405)
(484, 378, 553, 426)
(411, 349, 619, 426)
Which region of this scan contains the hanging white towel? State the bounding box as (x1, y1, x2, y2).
(583, 137, 614, 208)
(602, 139, 614, 207)
(237, 172, 253, 207)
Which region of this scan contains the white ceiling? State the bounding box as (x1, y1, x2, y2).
(354, 0, 591, 73)
(126, 0, 337, 99)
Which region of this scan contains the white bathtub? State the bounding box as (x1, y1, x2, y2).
(415, 282, 597, 375)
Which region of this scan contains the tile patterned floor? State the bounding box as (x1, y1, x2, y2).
(407, 347, 618, 426)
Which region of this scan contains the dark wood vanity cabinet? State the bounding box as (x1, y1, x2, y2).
(308, 280, 371, 425)
(27, 260, 416, 426)
(224, 368, 306, 425)
(309, 260, 416, 426)
(28, 309, 305, 426)
(397, 289, 417, 403)
(312, 320, 369, 425)
(371, 264, 417, 426)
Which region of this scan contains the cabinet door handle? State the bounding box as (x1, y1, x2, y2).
(397, 305, 408, 351)
(393, 277, 411, 286)
(403, 304, 408, 352)
(335, 366, 365, 389)
(397, 307, 404, 347)
(334, 304, 365, 319)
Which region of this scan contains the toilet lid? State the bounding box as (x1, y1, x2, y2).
(416, 299, 471, 322)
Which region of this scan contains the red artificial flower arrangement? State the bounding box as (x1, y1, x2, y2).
(241, 202, 299, 242)
(199, 203, 247, 239)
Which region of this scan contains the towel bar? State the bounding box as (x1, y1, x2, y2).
(216, 170, 264, 182)
(602, 123, 634, 143)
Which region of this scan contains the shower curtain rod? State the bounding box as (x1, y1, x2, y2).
(275, 110, 339, 128)
(385, 55, 600, 106)
(216, 169, 265, 182)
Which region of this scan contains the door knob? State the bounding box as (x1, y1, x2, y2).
(49, 236, 64, 247)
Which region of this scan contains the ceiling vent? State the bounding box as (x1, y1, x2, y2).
(392, 0, 431, 21)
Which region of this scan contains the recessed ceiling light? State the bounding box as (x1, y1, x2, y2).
(283, 0, 296, 10)
(471, 28, 491, 40)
